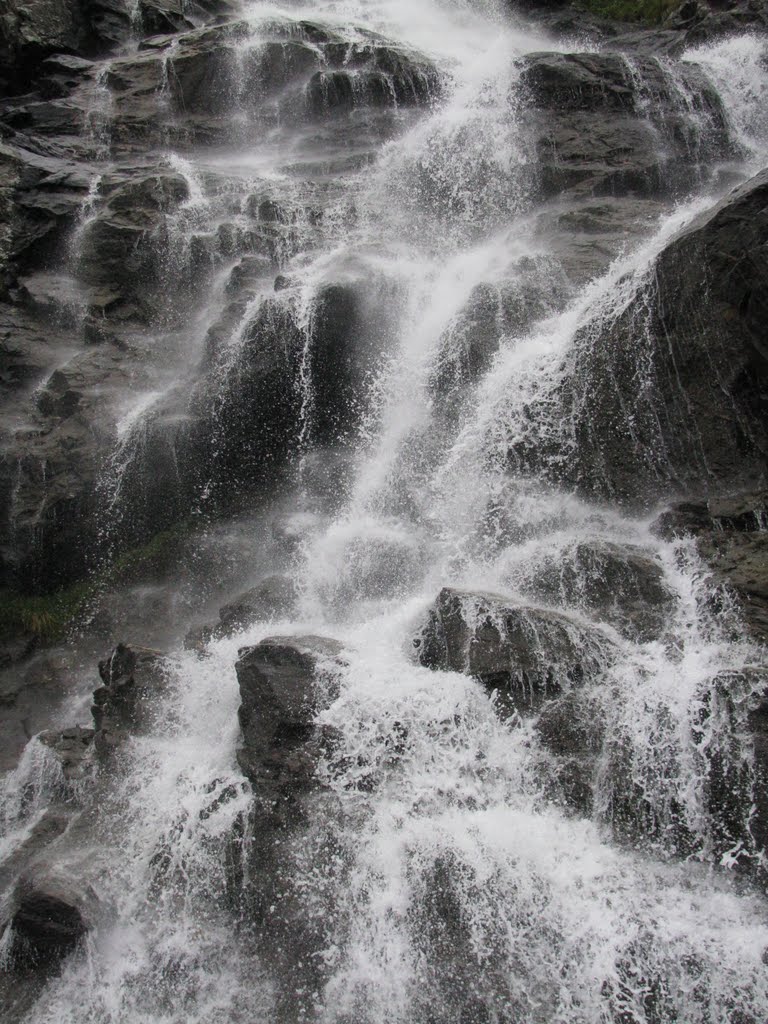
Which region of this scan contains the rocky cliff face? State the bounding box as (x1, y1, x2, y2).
(1, 2, 768, 1022)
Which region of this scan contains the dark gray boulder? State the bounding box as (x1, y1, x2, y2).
(519, 540, 675, 641)
(91, 643, 167, 754)
(2, 871, 92, 970)
(519, 50, 729, 201)
(565, 169, 768, 508)
(235, 635, 344, 792)
(234, 633, 348, 1017)
(415, 587, 614, 713)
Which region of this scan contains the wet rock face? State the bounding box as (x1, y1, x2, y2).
(0, 653, 77, 772)
(38, 725, 95, 780)
(520, 541, 675, 641)
(430, 265, 569, 403)
(101, 20, 441, 146)
(520, 51, 729, 201)
(91, 643, 167, 754)
(416, 587, 613, 712)
(748, 681, 768, 859)
(667, 0, 768, 44)
(235, 635, 344, 793)
(653, 490, 768, 644)
(0, 0, 90, 92)
(2, 873, 91, 971)
(76, 169, 191, 320)
(535, 690, 603, 814)
(306, 278, 397, 443)
(566, 169, 768, 509)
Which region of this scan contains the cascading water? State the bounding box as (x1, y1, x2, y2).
(2, 1, 768, 1022)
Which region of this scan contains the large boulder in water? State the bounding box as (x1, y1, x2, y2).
(517, 540, 675, 642)
(235, 635, 344, 794)
(566, 169, 768, 508)
(415, 587, 614, 713)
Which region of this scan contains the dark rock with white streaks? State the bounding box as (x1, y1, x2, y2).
(416, 587, 614, 713)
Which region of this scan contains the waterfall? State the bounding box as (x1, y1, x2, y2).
(2, 0, 768, 1022)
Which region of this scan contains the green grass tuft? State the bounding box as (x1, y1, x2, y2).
(0, 521, 194, 644)
(0, 582, 95, 642)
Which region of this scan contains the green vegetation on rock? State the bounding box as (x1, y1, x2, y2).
(0, 523, 193, 643)
(0, 581, 94, 642)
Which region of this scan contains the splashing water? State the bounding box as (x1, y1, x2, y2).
(4, 1, 768, 1022)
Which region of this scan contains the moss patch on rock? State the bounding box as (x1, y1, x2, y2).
(0, 582, 94, 642)
(0, 522, 194, 643)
